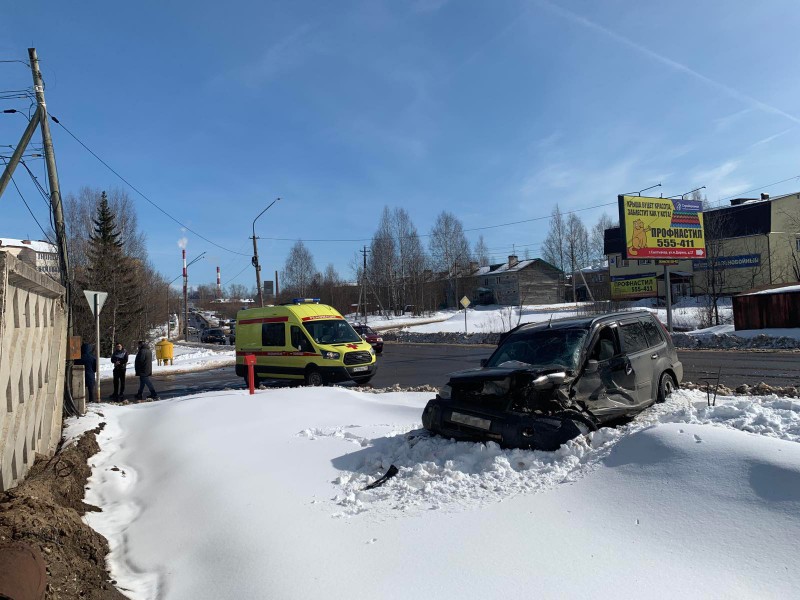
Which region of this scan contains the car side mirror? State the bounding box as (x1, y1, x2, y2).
(480, 359, 488, 367)
(584, 359, 599, 374)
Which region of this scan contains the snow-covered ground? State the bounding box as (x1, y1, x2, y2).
(345, 310, 454, 330)
(97, 342, 234, 381)
(77, 387, 800, 599)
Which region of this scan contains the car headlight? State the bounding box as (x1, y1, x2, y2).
(437, 384, 452, 400)
(369, 347, 375, 356)
(377, 337, 383, 342)
(322, 351, 340, 360)
(482, 378, 510, 396)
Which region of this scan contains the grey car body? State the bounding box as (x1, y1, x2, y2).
(421, 310, 683, 451)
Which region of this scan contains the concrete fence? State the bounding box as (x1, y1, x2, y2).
(0, 253, 66, 491)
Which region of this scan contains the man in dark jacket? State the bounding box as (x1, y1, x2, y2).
(134, 340, 159, 400)
(110, 342, 129, 401)
(76, 342, 97, 402)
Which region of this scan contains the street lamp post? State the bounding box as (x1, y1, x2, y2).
(252, 198, 280, 307)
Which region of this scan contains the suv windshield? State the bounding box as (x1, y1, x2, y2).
(486, 328, 588, 370)
(207, 328, 224, 335)
(303, 320, 362, 344)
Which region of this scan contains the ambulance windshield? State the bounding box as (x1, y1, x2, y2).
(302, 320, 362, 345)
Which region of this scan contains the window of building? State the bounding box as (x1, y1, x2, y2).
(261, 323, 285, 347)
(484, 278, 488, 285)
(621, 259, 629, 267)
(639, 260, 652, 265)
(796, 238, 800, 252)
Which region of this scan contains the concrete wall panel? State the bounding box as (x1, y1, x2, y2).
(0, 253, 66, 491)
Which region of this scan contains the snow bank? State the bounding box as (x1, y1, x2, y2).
(97, 342, 234, 380)
(79, 387, 800, 599)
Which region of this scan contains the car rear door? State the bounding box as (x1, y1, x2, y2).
(618, 318, 654, 406)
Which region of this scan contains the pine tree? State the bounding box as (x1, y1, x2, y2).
(79, 192, 143, 355)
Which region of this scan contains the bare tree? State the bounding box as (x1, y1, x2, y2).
(542, 205, 567, 272)
(429, 211, 471, 307)
(590, 213, 615, 263)
(565, 213, 590, 302)
(474, 235, 490, 266)
(281, 240, 317, 297)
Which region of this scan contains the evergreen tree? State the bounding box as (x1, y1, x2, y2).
(78, 192, 143, 355)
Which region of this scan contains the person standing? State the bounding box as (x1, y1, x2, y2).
(76, 342, 97, 403)
(134, 340, 159, 400)
(110, 342, 129, 401)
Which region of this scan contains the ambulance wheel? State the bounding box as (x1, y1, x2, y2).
(305, 368, 324, 387)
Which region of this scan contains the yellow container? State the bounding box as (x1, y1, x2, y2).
(155, 338, 174, 365)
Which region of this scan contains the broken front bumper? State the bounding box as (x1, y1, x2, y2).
(421, 398, 588, 452)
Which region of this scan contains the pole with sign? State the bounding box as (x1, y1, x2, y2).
(84, 290, 108, 402)
(618, 195, 706, 334)
(460, 295, 471, 334)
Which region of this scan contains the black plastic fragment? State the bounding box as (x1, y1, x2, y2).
(364, 465, 399, 490)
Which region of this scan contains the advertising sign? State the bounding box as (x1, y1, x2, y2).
(618, 195, 706, 260)
(692, 254, 761, 271)
(611, 273, 658, 300)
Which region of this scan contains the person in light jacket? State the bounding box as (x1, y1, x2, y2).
(110, 342, 129, 401)
(134, 340, 159, 400)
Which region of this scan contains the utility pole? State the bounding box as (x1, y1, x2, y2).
(0, 109, 41, 199)
(361, 245, 370, 324)
(29, 49, 71, 302)
(252, 198, 280, 308)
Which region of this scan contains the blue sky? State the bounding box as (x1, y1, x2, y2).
(2, 0, 799, 290)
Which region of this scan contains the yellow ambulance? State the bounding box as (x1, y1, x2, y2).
(234, 298, 378, 386)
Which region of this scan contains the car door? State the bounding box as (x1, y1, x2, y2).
(573, 323, 639, 420)
(617, 319, 654, 406)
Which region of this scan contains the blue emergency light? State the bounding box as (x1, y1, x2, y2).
(292, 298, 321, 304)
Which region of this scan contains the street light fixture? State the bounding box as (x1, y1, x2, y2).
(252, 197, 280, 307)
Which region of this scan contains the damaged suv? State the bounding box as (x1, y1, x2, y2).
(421, 310, 682, 451)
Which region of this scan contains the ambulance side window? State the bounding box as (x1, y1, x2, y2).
(291, 326, 313, 353)
(262, 323, 285, 347)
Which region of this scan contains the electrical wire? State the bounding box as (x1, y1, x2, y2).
(48, 114, 250, 257)
(0, 158, 59, 261)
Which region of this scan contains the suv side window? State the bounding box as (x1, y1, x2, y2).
(589, 326, 619, 362)
(642, 317, 664, 347)
(262, 323, 285, 347)
(619, 321, 649, 354)
(291, 325, 314, 353)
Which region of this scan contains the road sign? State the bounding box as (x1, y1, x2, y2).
(83, 290, 108, 317)
(460, 296, 471, 308)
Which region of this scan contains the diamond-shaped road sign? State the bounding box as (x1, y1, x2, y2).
(84, 290, 108, 317)
(460, 295, 471, 309)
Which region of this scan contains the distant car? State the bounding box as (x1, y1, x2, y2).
(422, 310, 682, 451)
(187, 326, 198, 335)
(201, 328, 227, 345)
(351, 324, 383, 354)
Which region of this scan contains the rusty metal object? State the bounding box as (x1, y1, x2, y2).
(0, 542, 46, 600)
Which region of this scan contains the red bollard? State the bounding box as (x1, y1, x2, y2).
(244, 353, 257, 395)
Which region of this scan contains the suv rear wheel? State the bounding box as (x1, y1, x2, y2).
(656, 372, 676, 403)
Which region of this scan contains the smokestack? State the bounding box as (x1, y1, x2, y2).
(217, 266, 221, 297)
(182, 249, 187, 279)
(508, 255, 518, 268)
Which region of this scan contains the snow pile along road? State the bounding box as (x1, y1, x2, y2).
(78, 387, 800, 599)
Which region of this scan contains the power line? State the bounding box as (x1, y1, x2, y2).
(48, 114, 250, 257)
(0, 157, 56, 250)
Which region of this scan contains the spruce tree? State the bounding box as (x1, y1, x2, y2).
(79, 192, 143, 355)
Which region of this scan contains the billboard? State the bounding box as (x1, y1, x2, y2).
(692, 254, 761, 271)
(611, 273, 658, 300)
(263, 281, 274, 297)
(618, 195, 706, 260)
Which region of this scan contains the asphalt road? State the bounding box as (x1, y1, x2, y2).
(134, 343, 799, 401)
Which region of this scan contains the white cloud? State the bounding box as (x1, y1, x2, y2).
(714, 108, 753, 132)
(750, 128, 793, 148)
